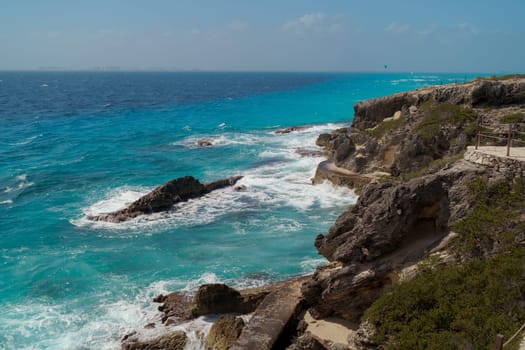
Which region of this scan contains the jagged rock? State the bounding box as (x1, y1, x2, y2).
(122, 330, 187, 350)
(154, 291, 193, 324)
(316, 133, 332, 147)
(286, 333, 325, 350)
(352, 321, 378, 350)
(205, 315, 245, 350)
(88, 176, 242, 223)
(189, 284, 251, 318)
(316, 78, 525, 178)
(305, 161, 485, 321)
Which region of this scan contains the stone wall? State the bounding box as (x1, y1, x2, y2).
(464, 147, 525, 178)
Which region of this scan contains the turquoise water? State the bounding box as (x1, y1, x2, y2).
(0, 72, 482, 349)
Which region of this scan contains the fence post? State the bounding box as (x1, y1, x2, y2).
(476, 116, 481, 150)
(507, 124, 512, 157)
(494, 334, 504, 350)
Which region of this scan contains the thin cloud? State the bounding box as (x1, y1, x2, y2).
(282, 13, 344, 34)
(385, 22, 411, 34)
(458, 22, 480, 35)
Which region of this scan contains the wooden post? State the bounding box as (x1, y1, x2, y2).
(494, 334, 504, 350)
(476, 116, 481, 150)
(507, 124, 512, 157)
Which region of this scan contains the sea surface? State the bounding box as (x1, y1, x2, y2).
(0, 71, 482, 349)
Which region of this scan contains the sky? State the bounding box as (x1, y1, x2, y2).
(1, 0, 524, 73)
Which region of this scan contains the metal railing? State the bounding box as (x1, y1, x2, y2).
(475, 117, 525, 157)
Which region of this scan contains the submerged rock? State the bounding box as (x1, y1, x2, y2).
(88, 175, 242, 223)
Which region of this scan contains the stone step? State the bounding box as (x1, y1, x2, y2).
(231, 278, 306, 350)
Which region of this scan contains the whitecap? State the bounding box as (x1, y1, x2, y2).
(75, 122, 357, 231)
(41, 83, 48, 87)
(15, 174, 27, 181)
(0, 199, 13, 205)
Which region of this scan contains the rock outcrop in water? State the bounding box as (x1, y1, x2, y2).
(88, 175, 242, 223)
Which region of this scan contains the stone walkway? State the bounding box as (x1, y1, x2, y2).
(469, 145, 525, 160)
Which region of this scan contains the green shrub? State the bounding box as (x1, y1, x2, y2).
(414, 103, 478, 141)
(366, 116, 406, 139)
(364, 248, 525, 350)
(453, 177, 525, 257)
(501, 113, 525, 124)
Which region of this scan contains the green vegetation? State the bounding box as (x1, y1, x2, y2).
(364, 248, 525, 350)
(365, 116, 406, 138)
(501, 112, 525, 124)
(477, 74, 525, 81)
(399, 153, 464, 181)
(453, 177, 525, 258)
(414, 102, 478, 141)
(363, 177, 525, 349)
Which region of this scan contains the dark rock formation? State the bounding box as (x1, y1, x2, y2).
(122, 330, 187, 350)
(305, 161, 486, 321)
(88, 176, 242, 223)
(205, 315, 245, 350)
(189, 284, 253, 318)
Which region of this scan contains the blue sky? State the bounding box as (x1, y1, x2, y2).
(1, 0, 524, 72)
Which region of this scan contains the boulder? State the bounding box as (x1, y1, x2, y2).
(154, 291, 193, 324)
(205, 315, 245, 350)
(189, 284, 250, 318)
(88, 176, 242, 223)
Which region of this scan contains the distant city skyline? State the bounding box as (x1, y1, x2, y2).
(1, 0, 524, 73)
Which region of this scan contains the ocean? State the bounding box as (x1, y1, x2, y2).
(0, 71, 481, 349)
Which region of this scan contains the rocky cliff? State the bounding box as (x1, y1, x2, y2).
(314, 77, 525, 187)
(122, 76, 525, 349)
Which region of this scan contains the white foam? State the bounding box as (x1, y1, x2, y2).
(12, 134, 42, 146)
(0, 199, 13, 205)
(15, 174, 27, 181)
(74, 123, 357, 231)
(0, 271, 273, 349)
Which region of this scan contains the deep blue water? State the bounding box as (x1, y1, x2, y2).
(0, 71, 482, 349)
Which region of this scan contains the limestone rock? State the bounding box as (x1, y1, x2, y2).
(122, 330, 187, 350)
(305, 161, 485, 321)
(205, 315, 245, 350)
